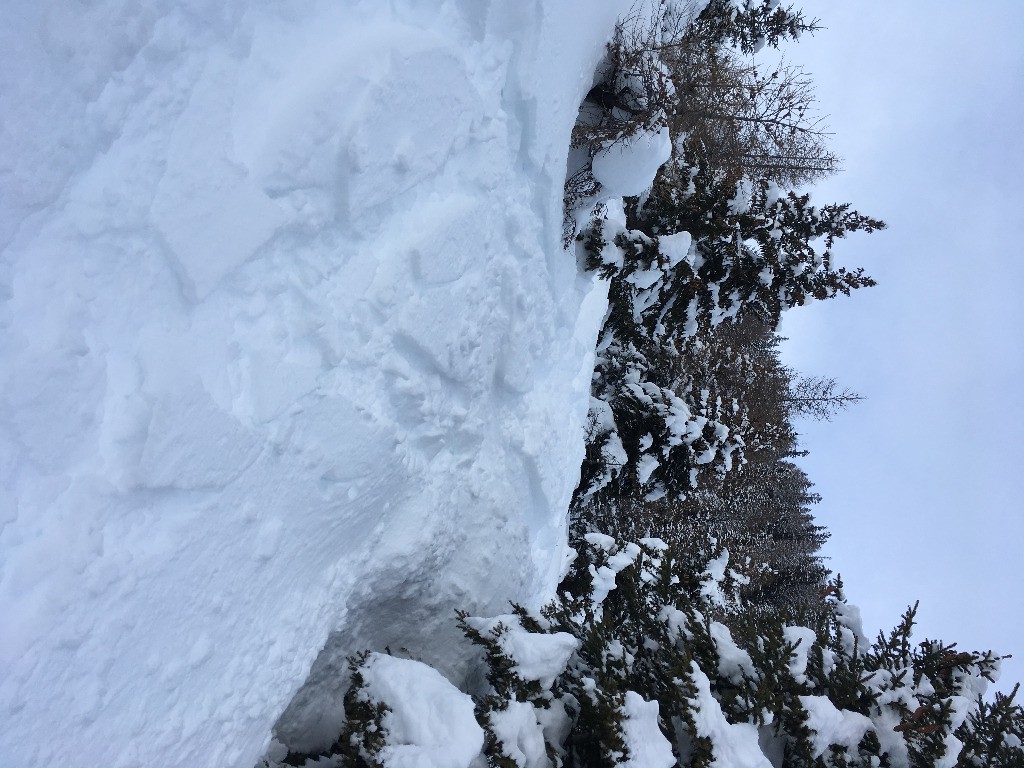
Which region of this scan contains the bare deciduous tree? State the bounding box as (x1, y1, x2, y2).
(572, 1, 836, 187)
(666, 43, 840, 186)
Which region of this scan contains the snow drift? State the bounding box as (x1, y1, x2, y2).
(0, 1, 634, 766)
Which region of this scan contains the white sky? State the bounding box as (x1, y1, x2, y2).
(773, 2, 1024, 692)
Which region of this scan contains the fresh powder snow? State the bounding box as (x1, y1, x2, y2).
(358, 653, 484, 768)
(591, 125, 673, 198)
(0, 1, 648, 766)
(620, 691, 677, 768)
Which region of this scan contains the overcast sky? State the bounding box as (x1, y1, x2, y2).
(772, 2, 1024, 692)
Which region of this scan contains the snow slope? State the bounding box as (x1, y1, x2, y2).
(0, 1, 630, 765)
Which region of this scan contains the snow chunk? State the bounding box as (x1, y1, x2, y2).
(798, 695, 873, 759)
(361, 654, 483, 768)
(502, 632, 578, 688)
(584, 532, 617, 552)
(783, 626, 819, 684)
(688, 664, 772, 768)
(700, 549, 732, 607)
(659, 231, 693, 268)
(608, 542, 642, 573)
(463, 616, 578, 689)
(591, 126, 671, 198)
(636, 453, 660, 484)
(639, 537, 669, 551)
(728, 179, 755, 215)
(587, 541, 641, 615)
(832, 598, 869, 654)
(659, 605, 689, 643)
(621, 691, 675, 768)
(489, 701, 549, 768)
(710, 622, 755, 683)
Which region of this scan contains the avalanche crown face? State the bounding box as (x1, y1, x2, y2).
(0, 1, 625, 766)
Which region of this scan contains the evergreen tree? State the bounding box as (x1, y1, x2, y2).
(287, 535, 1021, 767)
(571, 0, 883, 528)
(689, 0, 821, 55)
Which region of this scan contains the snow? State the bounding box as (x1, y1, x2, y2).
(462, 614, 578, 689)
(608, 542, 643, 573)
(659, 230, 694, 268)
(639, 536, 669, 551)
(831, 595, 870, 653)
(700, 548, 733, 607)
(637, 453, 660, 484)
(591, 125, 672, 198)
(590, 556, 630, 612)
(798, 695, 873, 760)
(0, 1, 631, 766)
(709, 622, 755, 684)
(687, 663, 773, 768)
(489, 701, 550, 768)
(588, 395, 628, 485)
(783, 625, 819, 684)
(585, 531, 618, 552)
(361, 653, 483, 768)
(728, 179, 756, 215)
(620, 691, 676, 768)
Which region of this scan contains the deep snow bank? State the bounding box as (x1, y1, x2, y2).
(0, 1, 629, 765)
